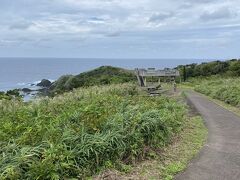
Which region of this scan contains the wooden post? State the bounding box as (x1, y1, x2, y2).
(183, 66, 187, 82)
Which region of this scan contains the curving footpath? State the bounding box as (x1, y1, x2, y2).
(175, 91, 240, 180)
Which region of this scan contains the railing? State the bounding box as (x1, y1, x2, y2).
(135, 68, 180, 77)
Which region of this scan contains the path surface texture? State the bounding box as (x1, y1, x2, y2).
(175, 91, 240, 180)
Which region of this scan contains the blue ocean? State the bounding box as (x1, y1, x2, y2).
(0, 58, 203, 91)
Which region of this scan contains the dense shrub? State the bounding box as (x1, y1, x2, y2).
(177, 59, 240, 80)
(0, 84, 186, 179)
(0, 89, 22, 100)
(192, 77, 240, 107)
(50, 66, 136, 94)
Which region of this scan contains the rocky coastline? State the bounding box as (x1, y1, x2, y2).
(0, 79, 54, 102)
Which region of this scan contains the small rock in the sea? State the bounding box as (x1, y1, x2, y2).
(37, 79, 52, 87)
(22, 88, 32, 93)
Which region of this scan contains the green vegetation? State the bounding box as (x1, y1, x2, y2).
(0, 83, 187, 179)
(161, 116, 207, 180)
(177, 59, 240, 107)
(177, 59, 240, 80)
(203, 93, 240, 119)
(100, 115, 207, 180)
(0, 89, 22, 100)
(50, 66, 136, 94)
(187, 77, 240, 107)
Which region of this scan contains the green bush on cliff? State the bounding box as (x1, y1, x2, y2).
(50, 66, 136, 94)
(0, 89, 22, 100)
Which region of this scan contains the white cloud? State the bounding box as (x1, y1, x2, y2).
(0, 0, 240, 58)
(200, 7, 234, 21)
(63, 0, 149, 9)
(149, 12, 174, 22)
(29, 17, 91, 34)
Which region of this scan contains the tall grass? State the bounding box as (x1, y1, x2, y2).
(190, 77, 240, 107)
(0, 84, 186, 179)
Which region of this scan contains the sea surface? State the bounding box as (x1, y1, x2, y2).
(0, 58, 204, 91)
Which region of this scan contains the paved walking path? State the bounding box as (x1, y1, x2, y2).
(175, 91, 240, 180)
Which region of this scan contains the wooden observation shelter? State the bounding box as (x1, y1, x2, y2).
(135, 68, 180, 88)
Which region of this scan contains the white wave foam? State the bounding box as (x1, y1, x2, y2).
(33, 80, 41, 84)
(17, 82, 26, 86)
(49, 79, 55, 82)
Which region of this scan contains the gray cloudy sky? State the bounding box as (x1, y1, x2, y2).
(0, 0, 240, 59)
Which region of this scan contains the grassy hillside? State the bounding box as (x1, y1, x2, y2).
(178, 59, 240, 107)
(0, 83, 187, 179)
(185, 77, 240, 107)
(50, 66, 136, 94)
